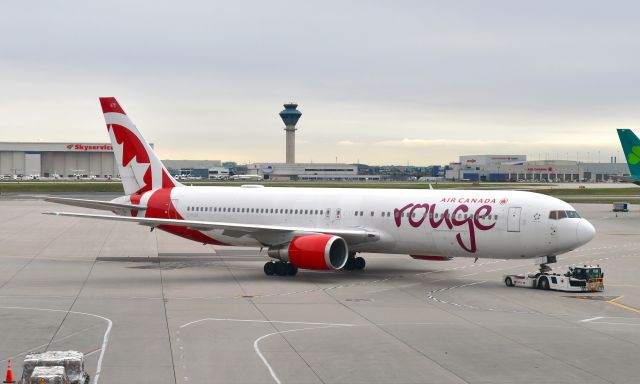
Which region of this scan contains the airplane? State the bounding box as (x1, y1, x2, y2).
(230, 174, 263, 181)
(44, 97, 596, 276)
(616, 128, 640, 185)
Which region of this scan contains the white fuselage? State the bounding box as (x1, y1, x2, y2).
(125, 186, 595, 260)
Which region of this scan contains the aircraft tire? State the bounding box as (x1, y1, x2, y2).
(538, 277, 550, 290)
(505, 277, 514, 287)
(287, 264, 298, 276)
(274, 262, 287, 276)
(354, 257, 366, 270)
(264, 262, 275, 276)
(343, 258, 354, 271)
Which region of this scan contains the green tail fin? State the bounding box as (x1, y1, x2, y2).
(617, 128, 640, 176)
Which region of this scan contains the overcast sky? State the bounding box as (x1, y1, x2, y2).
(1, 1, 639, 165)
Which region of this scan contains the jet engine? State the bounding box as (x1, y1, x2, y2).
(268, 234, 349, 270)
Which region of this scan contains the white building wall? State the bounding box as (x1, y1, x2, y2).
(0, 152, 13, 175)
(12, 152, 25, 174)
(53, 153, 66, 176)
(24, 153, 41, 176)
(64, 152, 77, 176)
(76, 152, 90, 175)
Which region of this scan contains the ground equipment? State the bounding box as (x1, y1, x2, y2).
(504, 265, 604, 292)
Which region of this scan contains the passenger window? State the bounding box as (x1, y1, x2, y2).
(371, 211, 374, 216)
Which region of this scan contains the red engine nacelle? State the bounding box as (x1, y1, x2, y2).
(411, 255, 454, 261)
(267, 234, 349, 270)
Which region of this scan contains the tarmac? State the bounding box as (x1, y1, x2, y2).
(1, 197, 639, 383)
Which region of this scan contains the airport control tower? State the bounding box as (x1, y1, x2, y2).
(279, 103, 302, 164)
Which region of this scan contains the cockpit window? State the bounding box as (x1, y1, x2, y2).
(549, 210, 581, 220)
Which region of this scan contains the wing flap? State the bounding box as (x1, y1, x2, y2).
(45, 197, 146, 212)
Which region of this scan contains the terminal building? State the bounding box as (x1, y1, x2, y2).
(246, 163, 376, 181)
(445, 154, 630, 182)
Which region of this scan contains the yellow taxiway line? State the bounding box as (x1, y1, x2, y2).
(607, 296, 640, 314)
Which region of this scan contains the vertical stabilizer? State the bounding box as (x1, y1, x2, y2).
(617, 128, 640, 177)
(99, 97, 182, 195)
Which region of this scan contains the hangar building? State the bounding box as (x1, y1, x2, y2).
(446, 154, 630, 182)
(0, 142, 118, 177)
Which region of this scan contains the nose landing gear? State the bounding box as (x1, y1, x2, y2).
(536, 255, 557, 274)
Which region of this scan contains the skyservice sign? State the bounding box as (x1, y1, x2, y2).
(66, 144, 113, 151)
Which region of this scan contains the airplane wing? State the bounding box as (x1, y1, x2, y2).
(42, 211, 378, 244)
(44, 197, 146, 212)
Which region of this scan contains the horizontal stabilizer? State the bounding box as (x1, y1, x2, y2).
(45, 197, 146, 212)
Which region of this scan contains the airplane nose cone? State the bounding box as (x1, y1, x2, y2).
(576, 219, 596, 245)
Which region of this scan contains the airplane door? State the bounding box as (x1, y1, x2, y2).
(507, 207, 521, 232)
(170, 199, 180, 219)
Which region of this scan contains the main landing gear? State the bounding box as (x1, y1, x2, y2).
(344, 252, 366, 271)
(264, 261, 298, 276)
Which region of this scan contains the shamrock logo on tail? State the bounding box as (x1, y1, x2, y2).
(629, 146, 640, 165)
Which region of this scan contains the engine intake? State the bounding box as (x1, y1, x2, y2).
(268, 234, 348, 270)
